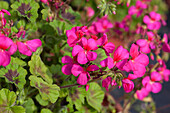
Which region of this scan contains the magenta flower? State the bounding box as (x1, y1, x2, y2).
(143, 11, 161, 30)
(66, 26, 88, 47)
(128, 0, 147, 17)
(16, 39, 42, 56)
(142, 71, 162, 93)
(88, 16, 114, 35)
(157, 61, 170, 82)
(162, 34, 170, 52)
(102, 77, 117, 91)
(71, 64, 99, 85)
(124, 44, 149, 77)
(100, 46, 129, 69)
(136, 31, 155, 53)
(72, 37, 98, 64)
(0, 9, 11, 28)
(102, 77, 112, 91)
(136, 87, 149, 100)
(61, 55, 77, 75)
(97, 33, 115, 56)
(0, 35, 15, 66)
(122, 78, 134, 93)
(86, 7, 94, 18)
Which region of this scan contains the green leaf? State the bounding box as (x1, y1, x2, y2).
(11, 0, 39, 23)
(24, 98, 37, 113)
(35, 94, 49, 106)
(17, 19, 26, 28)
(0, 88, 25, 113)
(29, 76, 60, 103)
(41, 108, 53, 113)
(86, 82, 105, 112)
(0, 57, 27, 90)
(41, 8, 49, 20)
(66, 88, 85, 110)
(10, 57, 27, 67)
(28, 54, 53, 84)
(10, 106, 26, 113)
(61, 6, 82, 27)
(0, 1, 9, 10)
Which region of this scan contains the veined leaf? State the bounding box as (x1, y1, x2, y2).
(0, 88, 25, 113)
(28, 54, 53, 84)
(11, 0, 39, 23)
(29, 76, 60, 103)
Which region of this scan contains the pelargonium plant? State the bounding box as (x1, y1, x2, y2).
(0, 0, 169, 112)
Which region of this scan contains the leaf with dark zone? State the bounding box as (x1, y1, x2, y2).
(4, 70, 20, 84)
(61, 10, 76, 24)
(17, 3, 32, 18)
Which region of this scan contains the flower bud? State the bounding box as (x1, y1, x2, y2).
(122, 78, 134, 93)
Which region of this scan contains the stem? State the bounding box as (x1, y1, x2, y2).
(60, 76, 102, 89)
(157, 104, 170, 112)
(85, 10, 101, 26)
(60, 83, 79, 88)
(150, 62, 159, 72)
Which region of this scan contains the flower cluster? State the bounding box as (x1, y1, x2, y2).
(62, 26, 115, 85)
(87, 16, 113, 34)
(61, 0, 170, 100)
(0, 9, 42, 66)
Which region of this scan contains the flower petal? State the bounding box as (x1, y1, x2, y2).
(87, 65, 99, 71)
(87, 51, 97, 61)
(77, 51, 88, 64)
(26, 39, 42, 52)
(71, 64, 83, 76)
(77, 72, 88, 85)
(61, 55, 73, 64)
(62, 64, 73, 75)
(72, 45, 84, 56)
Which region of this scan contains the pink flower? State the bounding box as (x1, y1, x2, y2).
(102, 77, 117, 91)
(61, 56, 77, 75)
(71, 64, 99, 85)
(136, 87, 149, 100)
(86, 7, 94, 18)
(102, 77, 112, 91)
(100, 46, 129, 69)
(124, 44, 149, 77)
(16, 39, 42, 56)
(66, 26, 88, 47)
(142, 71, 162, 93)
(0, 9, 11, 28)
(128, 1, 147, 17)
(162, 34, 170, 52)
(72, 37, 98, 64)
(93, 16, 113, 33)
(41, 0, 48, 3)
(143, 11, 161, 30)
(157, 61, 170, 82)
(136, 31, 155, 53)
(0, 35, 15, 66)
(122, 78, 134, 93)
(97, 33, 115, 56)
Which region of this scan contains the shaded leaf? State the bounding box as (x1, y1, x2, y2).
(29, 76, 60, 103)
(86, 82, 105, 112)
(41, 108, 52, 113)
(35, 94, 49, 106)
(28, 54, 53, 84)
(0, 88, 25, 113)
(0, 57, 27, 90)
(0, 1, 9, 10)
(11, 0, 39, 22)
(24, 98, 37, 113)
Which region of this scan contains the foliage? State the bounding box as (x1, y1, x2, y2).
(0, 0, 169, 112)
